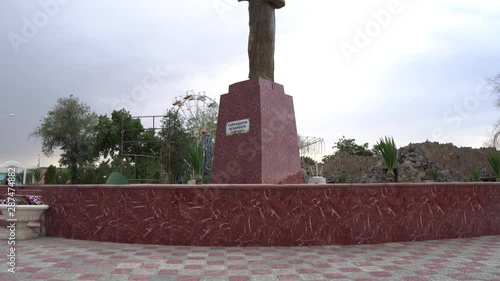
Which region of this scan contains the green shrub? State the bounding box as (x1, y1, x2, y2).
(181, 174, 190, 184)
(488, 152, 500, 181)
(16, 198, 28, 205)
(431, 168, 439, 182)
(337, 174, 348, 183)
(334, 136, 374, 156)
(203, 175, 211, 184)
(44, 165, 57, 184)
(472, 170, 481, 182)
(61, 168, 72, 184)
(374, 136, 398, 182)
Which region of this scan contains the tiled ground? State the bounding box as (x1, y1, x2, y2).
(0, 235, 499, 281)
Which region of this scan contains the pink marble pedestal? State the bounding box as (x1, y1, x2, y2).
(211, 77, 303, 184)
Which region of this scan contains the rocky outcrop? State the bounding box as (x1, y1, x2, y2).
(321, 141, 496, 183)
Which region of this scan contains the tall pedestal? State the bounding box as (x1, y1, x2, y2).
(211, 77, 303, 184)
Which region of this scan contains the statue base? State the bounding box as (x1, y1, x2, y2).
(210, 77, 303, 184)
(307, 176, 327, 184)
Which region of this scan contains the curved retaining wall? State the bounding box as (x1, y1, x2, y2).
(41, 183, 500, 246)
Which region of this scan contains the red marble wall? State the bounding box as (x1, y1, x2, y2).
(41, 183, 500, 246)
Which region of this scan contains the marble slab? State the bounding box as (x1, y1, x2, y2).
(40, 183, 500, 246)
(211, 78, 302, 184)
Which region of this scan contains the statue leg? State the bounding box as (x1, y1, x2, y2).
(248, 34, 274, 81)
(248, 1, 276, 81)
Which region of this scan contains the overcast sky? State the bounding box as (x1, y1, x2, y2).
(1, 0, 499, 167)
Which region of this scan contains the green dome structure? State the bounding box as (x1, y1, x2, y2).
(105, 172, 129, 184)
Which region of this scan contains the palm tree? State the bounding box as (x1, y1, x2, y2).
(187, 142, 204, 184)
(31, 168, 42, 184)
(488, 152, 500, 181)
(374, 136, 398, 182)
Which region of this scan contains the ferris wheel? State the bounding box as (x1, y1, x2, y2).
(172, 91, 219, 179)
(172, 90, 219, 136)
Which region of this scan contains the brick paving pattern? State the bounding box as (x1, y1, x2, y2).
(0, 236, 499, 280)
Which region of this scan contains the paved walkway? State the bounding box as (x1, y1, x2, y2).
(0, 236, 499, 281)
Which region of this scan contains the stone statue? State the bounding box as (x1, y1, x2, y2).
(238, 0, 285, 81)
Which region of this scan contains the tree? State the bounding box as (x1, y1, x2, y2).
(44, 165, 57, 184)
(94, 109, 163, 182)
(301, 156, 317, 166)
(95, 160, 113, 183)
(31, 95, 98, 184)
(56, 168, 71, 184)
(489, 74, 500, 147)
(81, 167, 98, 184)
(333, 136, 374, 156)
(94, 109, 144, 159)
(124, 127, 162, 182)
(159, 109, 191, 183)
